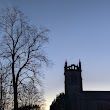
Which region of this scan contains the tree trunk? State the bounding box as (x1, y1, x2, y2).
(12, 53, 18, 110)
(14, 83, 18, 110)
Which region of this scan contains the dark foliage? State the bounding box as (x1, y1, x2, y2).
(50, 93, 65, 110)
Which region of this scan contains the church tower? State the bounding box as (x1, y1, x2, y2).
(64, 60, 82, 110)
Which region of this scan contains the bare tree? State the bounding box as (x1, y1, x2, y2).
(0, 62, 11, 110)
(0, 63, 6, 110)
(18, 81, 45, 108)
(0, 6, 50, 110)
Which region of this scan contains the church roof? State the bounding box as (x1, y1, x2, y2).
(81, 91, 110, 100)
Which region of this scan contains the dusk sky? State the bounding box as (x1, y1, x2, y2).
(1, 0, 110, 110)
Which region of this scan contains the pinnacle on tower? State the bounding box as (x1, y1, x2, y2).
(64, 60, 67, 71)
(79, 59, 82, 71)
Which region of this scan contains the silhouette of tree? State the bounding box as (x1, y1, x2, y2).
(0, 6, 50, 110)
(50, 93, 65, 110)
(18, 81, 45, 108)
(0, 62, 11, 110)
(18, 105, 40, 110)
(0, 64, 6, 110)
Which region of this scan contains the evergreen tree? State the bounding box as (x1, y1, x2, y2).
(50, 93, 65, 110)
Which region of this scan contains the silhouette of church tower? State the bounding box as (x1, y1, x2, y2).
(64, 60, 110, 110)
(64, 60, 82, 110)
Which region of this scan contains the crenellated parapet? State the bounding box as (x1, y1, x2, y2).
(64, 60, 82, 72)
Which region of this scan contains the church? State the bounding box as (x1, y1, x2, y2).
(64, 61, 110, 110)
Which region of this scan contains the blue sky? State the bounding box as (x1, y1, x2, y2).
(1, 0, 110, 110)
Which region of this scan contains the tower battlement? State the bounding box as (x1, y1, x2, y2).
(64, 60, 82, 72)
